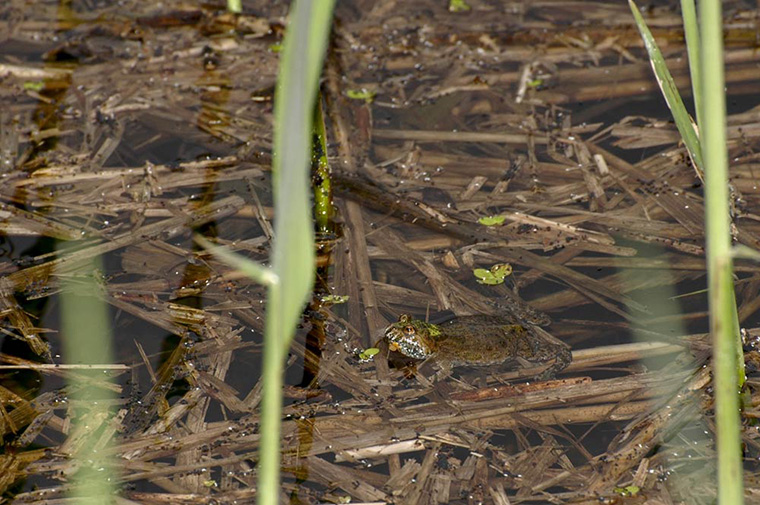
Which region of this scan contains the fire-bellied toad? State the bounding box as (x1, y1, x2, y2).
(383, 314, 571, 380)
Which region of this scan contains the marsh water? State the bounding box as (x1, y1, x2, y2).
(1, 0, 760, 504)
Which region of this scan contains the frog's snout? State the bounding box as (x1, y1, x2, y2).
(384, 326, 402, 352)
(383, 324, 432, 360)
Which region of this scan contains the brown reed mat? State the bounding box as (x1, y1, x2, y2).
(1, 0, 760, 503)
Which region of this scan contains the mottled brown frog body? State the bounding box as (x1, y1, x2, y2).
(383, 314, 571, 379)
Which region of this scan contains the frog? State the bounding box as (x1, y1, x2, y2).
(383, 314, 571, 380)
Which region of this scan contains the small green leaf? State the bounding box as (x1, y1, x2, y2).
(358, 347, 380, 361)
(490, 263, 512, 278)
(478, 215, 506, 226)
(479, 277, 501, 285)
(613, 485, 640, 497)
(346, 88, 376, 103)
(23, 81, 45, 91)
(448, 0, 471, 12)
(473, 268, 492, 279)
(473, 264, 512, 285)
(474, 271, 501, 285)
(321, 294, 349, 304)
(526, 78, 544, 88)
(269, 43, 283, 53)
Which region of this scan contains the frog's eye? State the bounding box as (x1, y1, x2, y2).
(404, 325, 415, 334)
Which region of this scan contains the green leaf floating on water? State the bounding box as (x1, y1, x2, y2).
(320, 294, 349, 304)
(358, 347, 379, 361)
(473, 263, 512, 285)
(478, 215, 506, 226)
(613, 486, 640, 497)
(448, 0, 471, 12)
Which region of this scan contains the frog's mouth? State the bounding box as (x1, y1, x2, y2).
(385, 327, 432, 360)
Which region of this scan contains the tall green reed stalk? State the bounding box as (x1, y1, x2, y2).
(629, 1, 744, 503)
(698, 1, 744, 503)
(200, 2, 335, 504)
(60, 257, 116, 504)
(259, 2, 335, 502)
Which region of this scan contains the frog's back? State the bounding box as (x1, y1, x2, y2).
(433, 315, 543, 366)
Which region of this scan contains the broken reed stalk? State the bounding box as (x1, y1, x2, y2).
(699, 0, 744, 503)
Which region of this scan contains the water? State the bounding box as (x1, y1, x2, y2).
(1, 0, 760, 503)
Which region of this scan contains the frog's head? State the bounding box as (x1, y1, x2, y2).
(383, 314, 438, 360)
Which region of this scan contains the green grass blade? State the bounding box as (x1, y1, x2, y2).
(732, 245, 760, 262)
(628, 0, 703, 174)
(269, 1, 334, 338)
(680, 0, 701, 127)
(258, 1, 335, 505)
(699, 0, 744, 502)
(194, 235, 279, 286)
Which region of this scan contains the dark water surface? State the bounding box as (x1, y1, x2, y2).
(1, 0, 760, 503)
